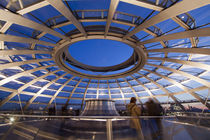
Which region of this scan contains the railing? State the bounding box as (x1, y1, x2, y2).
(0, 114, 209, 140)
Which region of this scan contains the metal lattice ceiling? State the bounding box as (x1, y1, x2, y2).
(0, 0, 210, 111)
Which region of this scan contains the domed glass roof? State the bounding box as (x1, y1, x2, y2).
(0, 0, 209, 112)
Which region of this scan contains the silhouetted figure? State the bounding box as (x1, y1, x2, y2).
(61, 105, 68, 116)
(48, 106, 56, 115)
(145, 99, 163, 140)
(60, 105, 68, 130)
(127, 97, 144, 140)
(75, 109, 80, 116)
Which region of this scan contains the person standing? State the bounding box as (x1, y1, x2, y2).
(145, 99, 163, 140)
(127, 97, 144, 140)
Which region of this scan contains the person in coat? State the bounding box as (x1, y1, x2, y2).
(127, 97, 144, 140)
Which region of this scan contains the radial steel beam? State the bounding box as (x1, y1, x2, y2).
(143, 68, 210, 109)
(115, 80, 127, 105)
(120, 0, 163, 11)
(46, 0, 86, 36)
(49, 12, 167, 47)
(138, 27, 210, 45)
(0, 34, 58, 47)
(0, 64, 55, 86)
(30, 32, 47, 49)
(105, 0, 120, 36)
(65, 78, 82, 105)
(0, 9, 70, 41)
(80, 80, 90, 111)
(0, 69, 60, 107)
(172, 16, 197, 47)
(24, 73, 68, 110)
(146, 48, 210, 55)
(0, 1, 50, 50)
(0, 86, 67, 99)
(107, 80, 111, 100)
(143, 28, 167, 47)
(0, 58, 52, 70)
(123, 0, 210, 39)
(0, 21, 11, 49)
(0, 41, 4, 49)
(0, 22, 12, 33)
(130, 75, 159, 103)
(1, 1, 48, 31)
(96, 80, 99, 99)
(17, 1, 50, 15)
(146, 63, 210, 88)
(137, 72, 185, 111)
(0, 50, 51, 56)
(123, 78, 142, 104)
(148, 57, 210, 72)
(46, 76, 75, 110)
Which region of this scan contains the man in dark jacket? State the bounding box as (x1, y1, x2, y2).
(146, 99, 163, 140)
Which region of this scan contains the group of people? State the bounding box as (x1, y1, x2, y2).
(127, 97, 163, 140)
(127, 97, 163, 116)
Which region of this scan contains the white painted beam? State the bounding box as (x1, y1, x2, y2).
(0, 34, 58, 47)
(123, 0, 210, 39)
(0, 64, 55, 86)
(0, 9, 70, 41)
(0, 50, 51, 56)
(143, 68, 210, 109)
(0, 58, 52, 71)
(146, 63, 210, 88)
(146, 48, 210, 55)
(120, 0, 163, 11)
(148, 57, 210, 71)
(46, 0, 86, 36)
(46, 76, 75, 109)
(0, 69, 60, 107)
(138, 27, 210, 45)
(17, 1, 50, 15)
(24, 73, 68, 110)
(105, 0, 120, 36)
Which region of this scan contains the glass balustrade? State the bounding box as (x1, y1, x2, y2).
(0, 114, 209, 140)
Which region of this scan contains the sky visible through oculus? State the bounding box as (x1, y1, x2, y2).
(68, 39, 134, 67)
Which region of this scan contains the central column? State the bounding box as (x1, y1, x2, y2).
(80, 99, 119, 116)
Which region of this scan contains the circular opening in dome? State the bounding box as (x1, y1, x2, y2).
(56, 37, 146, 79)
(68, 39, 134, 67)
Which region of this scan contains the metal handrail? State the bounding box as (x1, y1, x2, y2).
(1, 114, 210, 119)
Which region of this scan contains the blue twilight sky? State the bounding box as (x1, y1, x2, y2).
(69, 39, 133, 67)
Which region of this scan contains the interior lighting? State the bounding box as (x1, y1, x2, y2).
(9, 117, 15, 123)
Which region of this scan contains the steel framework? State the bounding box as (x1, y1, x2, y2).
(0, 0, 209, 111)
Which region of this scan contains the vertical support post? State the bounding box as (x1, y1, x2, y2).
(114, 13, 117, 20)
(202, 88, 210, 113)
(156, 0, 159, 5)
(102, 11, 104, 19)
(17, 93, 24, 115)
(82, 11, 84, 19)
(54, 98, 57, 115)
(96, 80, 99, 99)
(106, 119, 113, 140)
(18, 0, 24, 9)
(132, 17, 135, 24)
(0, 41, 4, 50)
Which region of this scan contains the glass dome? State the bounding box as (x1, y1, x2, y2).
(0, 0, 209, 112)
